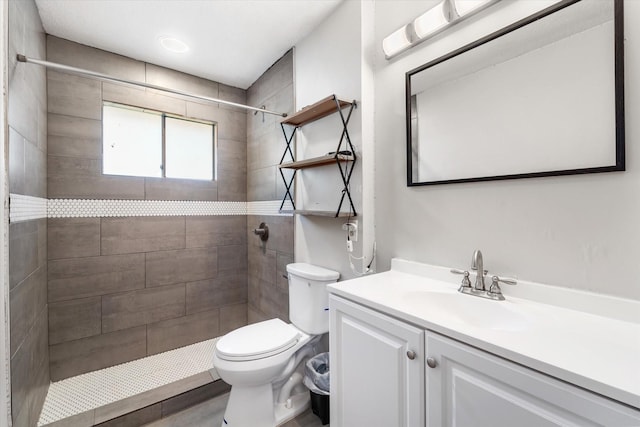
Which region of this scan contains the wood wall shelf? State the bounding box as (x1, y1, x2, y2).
(278, 94, 357, 218)
(281, 95, 353, 127)
(279, 154, 355, 170)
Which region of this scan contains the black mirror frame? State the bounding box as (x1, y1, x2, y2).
(405, 0, 624, 187)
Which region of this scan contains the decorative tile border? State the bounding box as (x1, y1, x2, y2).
(247, 200, 294, 216)
(10, 195, 293, 220)
(48, 199, 247, 218)
(9, 193, 48, 222)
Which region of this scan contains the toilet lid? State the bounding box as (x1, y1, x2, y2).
(216, 318, 301, 361)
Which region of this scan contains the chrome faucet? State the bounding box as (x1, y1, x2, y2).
(451, 249, 518, 301)
(471, 249, 485, 290)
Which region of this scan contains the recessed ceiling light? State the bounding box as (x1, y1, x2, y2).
(159, 36, 189, 53)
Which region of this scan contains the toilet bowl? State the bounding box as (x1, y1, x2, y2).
(213, 263, 339, 427)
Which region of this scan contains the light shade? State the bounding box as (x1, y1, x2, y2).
(382, 25, 412, 58)
(413, 1, 450, 40)
(454, 0, 494, 17)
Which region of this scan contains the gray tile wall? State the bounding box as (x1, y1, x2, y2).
(8, 0, 50, 425)
(246, 51, 295, 323)
(46, 37, 249, 381)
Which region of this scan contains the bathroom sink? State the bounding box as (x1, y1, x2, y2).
(403, 290, 531, 331)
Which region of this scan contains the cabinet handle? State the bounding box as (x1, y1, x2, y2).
(406, 350, 416, 360)
(426, 357, 437, 369)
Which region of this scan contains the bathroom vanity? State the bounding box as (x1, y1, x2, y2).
(328, 259, 640, 426)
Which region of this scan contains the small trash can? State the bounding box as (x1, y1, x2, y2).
(303, 352, 330, 425)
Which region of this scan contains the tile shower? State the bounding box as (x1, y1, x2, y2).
(8, 1, 295, 421)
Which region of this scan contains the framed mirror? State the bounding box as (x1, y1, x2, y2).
(406, 0, 624, 186)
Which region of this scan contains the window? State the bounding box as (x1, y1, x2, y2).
(102, 103, 215, 180)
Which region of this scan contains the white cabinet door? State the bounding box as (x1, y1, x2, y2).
(330, 295, 424, 427)
(425, 331, 640, 427)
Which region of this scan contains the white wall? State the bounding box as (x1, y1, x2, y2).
(294, 0, 376, 279)
(374, 0, 640, 300)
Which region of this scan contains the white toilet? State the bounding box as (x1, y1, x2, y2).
(213, 263, 339, 427)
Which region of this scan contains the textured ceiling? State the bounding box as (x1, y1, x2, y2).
(35, 0, 342, 89)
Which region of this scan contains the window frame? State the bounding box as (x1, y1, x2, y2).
(102, 101, 217, 181)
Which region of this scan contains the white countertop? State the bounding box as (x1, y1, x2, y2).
(327, 259, 640, 409)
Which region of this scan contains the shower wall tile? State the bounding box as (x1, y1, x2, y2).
(48, 171, 146, 200)
(247, 84, 294, 145)
(218, 109, 247, 142)
(219, 84, 247, 112)
(185, 216, 246, 248)
(9, 2, 49, 421)
(101, 217, 186, 255)
(247, 166, 276, 201)
(146, 247, 218, 288)
(49, 326, 147, 381)
(9, 127, 25, 194)
(48, 297, 102, 345)
(247, 51, 294, 109)
(144, 177, 218, 201)
(276, 252, 294, 291)
(246, 51, 295, 323)
(218, 244, 248, 271)
(102, 82, 187, 117)
(185, 270, 248, 315)
(146, 64, 220, 100)
(47, 71, 102, 120)
(10, 266, 47, 354)
(247, 121, 283, 171)
(25, 137, 47, 197)
(48, 254, 145, 302)
(220, 303, 248, 335)
(16, 346, 49, 427)
(9, 220, 39, 289)
(248, 244, 276, 284)
(45, 36, 250, 379)
(48, 218, 101, 260)
(248, 305, 271, 325)
(147, 310, 220, 355)
(11, 306, 49, 426)
(217, 164, 248, 202)
(258, 278, 289, 322)
(252, 215, 294, 254)
(101, 284, 186, 333)
(185, 101, 247, 142)
(47, 36, 146, 81)
(48, 113, 102, 159)
(218, 138, 247, 172)
(48, 155, 101, 176)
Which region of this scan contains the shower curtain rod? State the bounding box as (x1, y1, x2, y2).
(16, 54, 288, 117)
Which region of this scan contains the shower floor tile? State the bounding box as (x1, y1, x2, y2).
(38, 338, 220, 426)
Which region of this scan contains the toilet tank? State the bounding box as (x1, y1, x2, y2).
(286, 263, 339, 335)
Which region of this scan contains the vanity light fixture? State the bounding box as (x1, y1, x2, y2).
(382, 25, 413, 58)
(159, 36, 189, 53)
(382, 0, 499, 60)
(453, 0, 495, 17)
(413, 1, 450, 40)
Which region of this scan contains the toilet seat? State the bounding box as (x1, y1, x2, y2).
(216, 318, 302, 362)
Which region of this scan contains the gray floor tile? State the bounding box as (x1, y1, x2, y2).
(143, 392, 328, 427)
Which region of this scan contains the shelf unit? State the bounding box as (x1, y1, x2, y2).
(279, 94, 357, 217)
